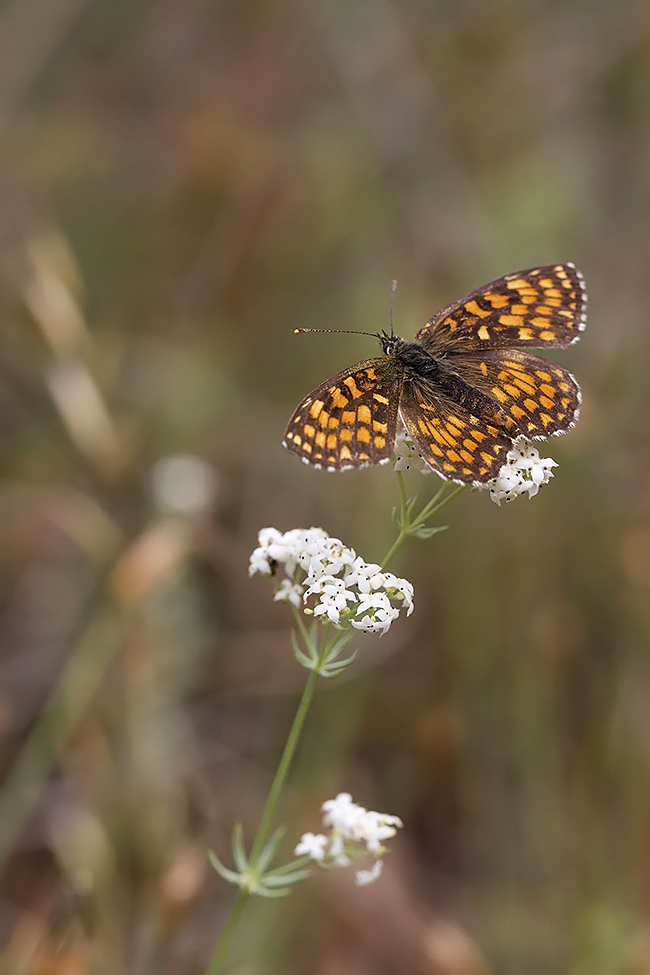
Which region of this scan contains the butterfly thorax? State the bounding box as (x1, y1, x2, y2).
(381, 333, 510, 430)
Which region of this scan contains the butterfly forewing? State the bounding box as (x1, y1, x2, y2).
(416, 264, 587, 354)
(283, 357, 401, 471)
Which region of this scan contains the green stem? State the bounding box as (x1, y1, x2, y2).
(205, 630, 330, 975)
(382, 476, 466, 569)
(249, 664, 320, 866)
(381, 472, 409, 569)
(204, 886, 250, 975)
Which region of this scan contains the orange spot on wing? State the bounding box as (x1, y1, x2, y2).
(343, 376, 362, 398)
(309, 400, 325, 419)
(357, 404, 371, 424)
(464, 299, 491, 318)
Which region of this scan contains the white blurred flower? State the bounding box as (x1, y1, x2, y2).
(150, 455, 219, 514)
(355, 860, 384, 886)
(297, 793, 402, 886)
(294, 832, 328, 860)
(322, 793, 362, 831)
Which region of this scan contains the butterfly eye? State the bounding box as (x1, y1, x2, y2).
(382, 336, 403, 356)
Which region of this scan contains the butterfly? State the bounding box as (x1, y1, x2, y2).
(283, 264, 586, 484)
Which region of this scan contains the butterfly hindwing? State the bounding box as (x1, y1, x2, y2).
(446, 349, 582, 440)
(398, 373, 514, 484)
(283, 357, 402, 471)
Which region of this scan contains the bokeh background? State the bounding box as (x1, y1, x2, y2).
(0, 1, 648, 972)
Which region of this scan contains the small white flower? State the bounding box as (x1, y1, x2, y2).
(352, 592, 400, 634)
(392, 431, 431, 474)
(322, 793, 361, 832)
(380, 573, 415, 615)
(295, 832, 328, 860)
(353, 809, 403, 851)
(305, 575, 357, 624)
(355, 860, 384, 886)
(274, 579, 304, 608)
(343, 557, 383, 594)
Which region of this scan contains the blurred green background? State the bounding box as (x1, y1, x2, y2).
(0, 0, 647, 972)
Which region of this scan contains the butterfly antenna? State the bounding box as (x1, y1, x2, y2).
(389, 279, 397, 337)
(294, 328, 380, 338)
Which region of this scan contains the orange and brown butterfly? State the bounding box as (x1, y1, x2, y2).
(283, 264, 586, 485)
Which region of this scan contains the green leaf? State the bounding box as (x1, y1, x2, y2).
(320, 632, 352, 666)
(257, 826, 285, 873)
(208, 851, 243, 886)
(265, 855, 313, 875)
(232, 823, 248, 873)
(262, 869, 311, 886)
(319, 651, 358, 678)
(254, 885, 293, 898)
(413, 525, 448, 539)
(291, 630, 318, 669)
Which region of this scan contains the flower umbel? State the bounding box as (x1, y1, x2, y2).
(249, 528, 414, 635)
(482, 440, 559, 505)
(295, 793, 403, 886)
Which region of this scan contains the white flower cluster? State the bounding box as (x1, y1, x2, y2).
(295, 792, 403, 886)
(482, 441, 559, 505)
(249, 528, 414, 635)
(393, 434, 558, 505)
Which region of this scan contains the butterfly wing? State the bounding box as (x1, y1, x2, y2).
(283, 357, 403, 470)
(398, 373, 514, 484)
(416, 264, 587, 354)
(447, 349, 582, 440)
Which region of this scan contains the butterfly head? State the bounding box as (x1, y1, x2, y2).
(380, 331, 405, 357)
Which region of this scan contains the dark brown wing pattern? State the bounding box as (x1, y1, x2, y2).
(283, 357, 402, 471)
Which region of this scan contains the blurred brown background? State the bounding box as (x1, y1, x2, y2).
(0, 0, 647, 972)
